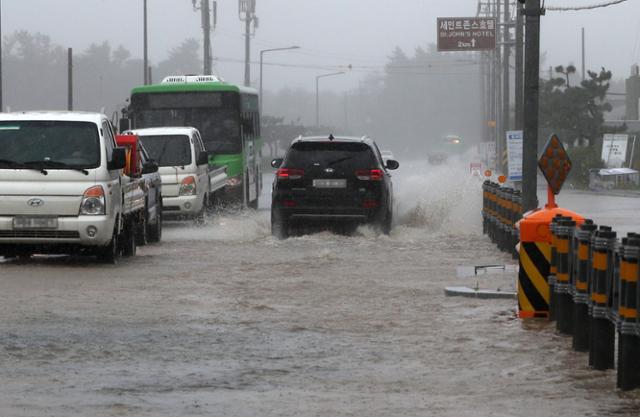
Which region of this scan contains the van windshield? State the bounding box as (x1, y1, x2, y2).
(138, 134, 192, 167)
(0, 121, 100, 169)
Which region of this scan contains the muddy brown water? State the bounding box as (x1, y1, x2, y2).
(1, 162, 640, 416)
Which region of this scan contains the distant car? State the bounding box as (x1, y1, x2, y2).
(270, 135, 399, 238)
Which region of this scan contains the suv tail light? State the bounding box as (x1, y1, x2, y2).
(356, 169, 383, 181)
(277, 168, 304, 180)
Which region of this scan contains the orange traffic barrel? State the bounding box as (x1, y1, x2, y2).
(518, 206, 584, 319)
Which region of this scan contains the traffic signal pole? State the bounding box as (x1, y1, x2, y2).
(522, 0, 543, 211)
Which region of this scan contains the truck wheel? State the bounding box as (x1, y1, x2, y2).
(135, 211, 148, 246)
(148, 207, 162, 243)
(271, 209, 289, 239)
(122, 219, 137, 257)
(195, 195, 207, 225)
(96, 229, 121, 264)
(248, 179, 259, 210)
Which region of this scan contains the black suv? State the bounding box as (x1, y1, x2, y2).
(271, 135, 399, 238)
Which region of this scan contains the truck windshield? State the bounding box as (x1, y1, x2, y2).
(0, 121, 100, 168)
(138, 135, 192, 167)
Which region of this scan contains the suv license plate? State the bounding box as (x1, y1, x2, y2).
(313, 179, 347, 189)
(13, 217, 58, 229)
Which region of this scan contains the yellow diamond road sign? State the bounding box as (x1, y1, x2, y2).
(538, 134, 572, 195)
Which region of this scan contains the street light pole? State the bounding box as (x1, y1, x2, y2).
(1, 0, 4, 110)
(143, 0, 148, 84)
(315, 72, 345, 127)
(259, 45, 300, 113)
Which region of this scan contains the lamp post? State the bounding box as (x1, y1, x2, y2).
(143, 0, 148, 84)
(0, 0, 4, 110)
(259, 45, 299, 113)
(315, 71, 345, 127)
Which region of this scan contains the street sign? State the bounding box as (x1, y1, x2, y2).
(437, 17, 496, 52)
(538, 134, 572, 195)
(601, 133, 629, 168)
(506, 130, 523, 181)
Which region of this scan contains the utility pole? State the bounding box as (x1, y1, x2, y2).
(0, 0, 3, 112)
(522, 0, 544, 211)
(581, 27, 585, 81)
(67, 48, 73, 111)
(239, 0, 257, 87)
(203, 0, 211, 74)
(193, 1, 217, 75)
(143, 0, 148, 84)
(495, 0, 503, 173)
(515, 2, 524, 130)
(502, 0, 510, 134)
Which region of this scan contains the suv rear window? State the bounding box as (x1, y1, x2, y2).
(285, 141, 375, 169)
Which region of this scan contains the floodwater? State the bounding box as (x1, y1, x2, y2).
(1, 157, 640, 416)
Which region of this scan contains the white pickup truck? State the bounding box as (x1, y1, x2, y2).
(0, 111, 147, 263)
(127, 127, 227, 222)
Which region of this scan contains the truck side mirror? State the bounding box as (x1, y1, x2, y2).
(109, 147, 127, 171)
(197, 153, 209, 166)
(118, 118, 130, 133)
(142, 160, 159, 174)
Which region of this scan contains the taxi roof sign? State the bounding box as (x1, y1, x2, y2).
(538, 134, 572, 195)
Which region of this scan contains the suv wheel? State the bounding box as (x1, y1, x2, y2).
(271, 209, 289, 239)
(375, 210, 392, 235)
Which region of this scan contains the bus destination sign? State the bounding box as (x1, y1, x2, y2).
(437, 17, 496, 52)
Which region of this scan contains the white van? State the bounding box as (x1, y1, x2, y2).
(127, 127, 227, 221)
(0, 111, 147, 263)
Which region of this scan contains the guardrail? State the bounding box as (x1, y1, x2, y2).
(482, 183, 640, 390)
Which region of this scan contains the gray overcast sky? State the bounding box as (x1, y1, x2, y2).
(4, 0, 640, 91)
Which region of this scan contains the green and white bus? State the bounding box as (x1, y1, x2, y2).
(127, 75, 262, 208)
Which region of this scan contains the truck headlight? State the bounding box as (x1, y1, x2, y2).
(179, 176, 197, 196)
(80, 185, 106, 215)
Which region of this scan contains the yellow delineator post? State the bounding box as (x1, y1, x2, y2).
(517, 134, 584, 319)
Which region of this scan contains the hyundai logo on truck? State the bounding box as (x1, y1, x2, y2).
(27, 198, 44, 207)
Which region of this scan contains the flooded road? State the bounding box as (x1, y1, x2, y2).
(1, 159, 640, 416)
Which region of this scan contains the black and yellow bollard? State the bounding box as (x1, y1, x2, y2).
(589, 228, 617, 371)
(572, 220, 597, 352)
(555, 218, 576, 335)
(511, 190, 522, 259)
(548, 215, 567, 322)
(617, 236, 640, 390)
(482, 181, 490, 235)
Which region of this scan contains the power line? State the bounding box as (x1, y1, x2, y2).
(546, 0, 629, 11)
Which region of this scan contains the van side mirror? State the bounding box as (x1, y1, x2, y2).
(197, 152, 209, 166)
(118, 118, 131, 133)
(385, 159, 399, 170)
(271, 158, 283, 168)
(142, 160, 159, 174)
(109, 147, 127, 170)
